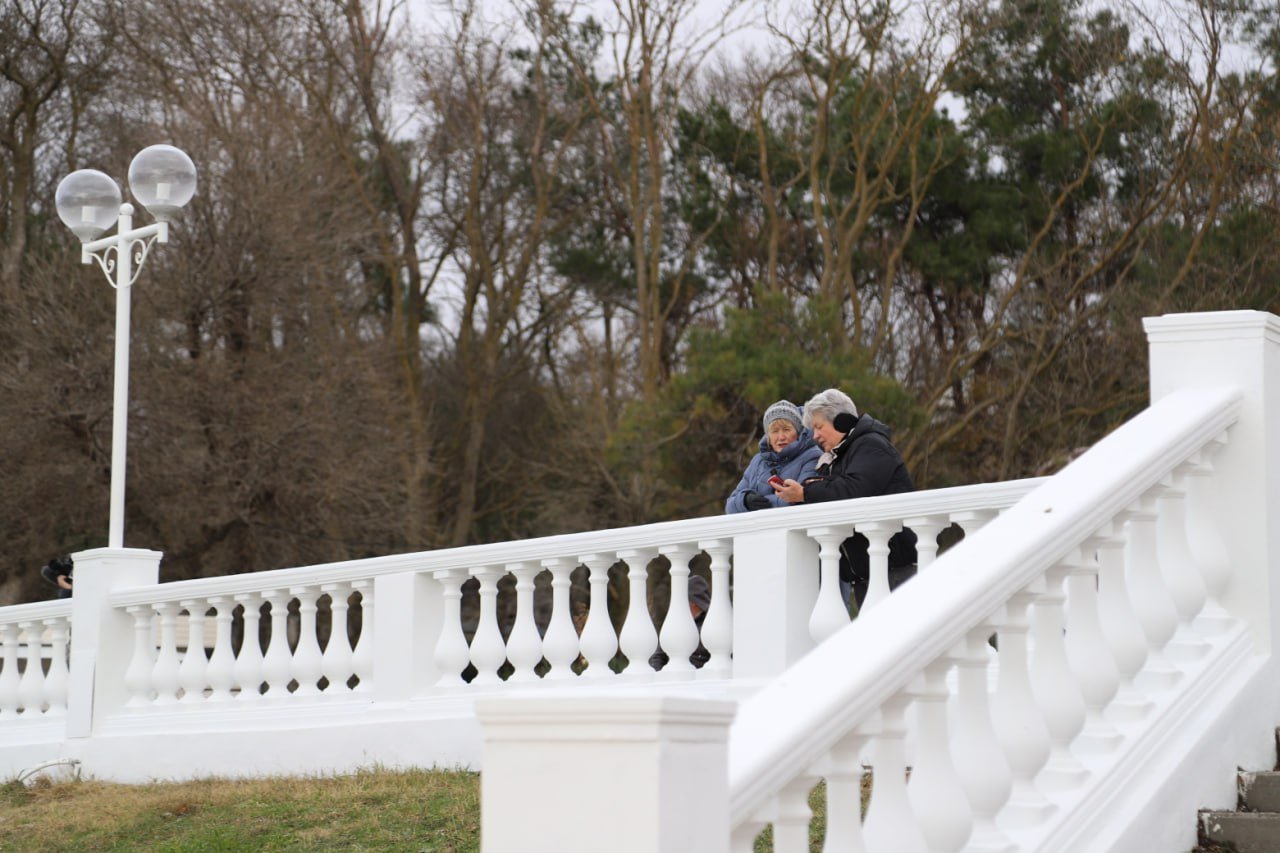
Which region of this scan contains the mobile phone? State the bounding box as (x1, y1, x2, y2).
(768, 475, 784, 487)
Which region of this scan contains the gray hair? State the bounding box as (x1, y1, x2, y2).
(803, 388, 858, 428)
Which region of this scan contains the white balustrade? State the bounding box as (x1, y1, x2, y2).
(773, 775, 818, 852)
(350, 580, 373, 693)
(700, 540, 734, 677)
(206, 596, 236, 701)
(859, 521, 897, 611)
(1093, 517, 1153, 722)
(1125, 496, 1183, 691)
(152, 602, 181, 705)
(539, 558, 580, 679)
(862, 695, 927, 852)
(320, 584, 355, 693)
(578, 554, 617, 677)
(431, 570, 470, 687)
(1184, 437, 1234, 634)
(990, 583, 1055, 827)
(125, 606, 155, 707)
(234, 593, 265, 700)
(290, 586, 325, 696)
(1063, 545, 1123, 755)
(17, 621, 43, 714)
(948, 625, 1015, 852)
(468, 567, 507, 685)
(260, 591, 293, 696)
(617, 548, 658, 675)
(177, 601, 208, 703)
(807, 525, 852, 643)
(42, 617, 70, 716)
(0, 624, 20, 716)
(657, 544, 700, 675)
(907, 660, 972, 852)
(504, 563, 543, 682)
(1029, 563, 1088, 792)
(1157, 469, 1212, 664)
(904, 514, 947, 570)
(823, 730, 870, 852)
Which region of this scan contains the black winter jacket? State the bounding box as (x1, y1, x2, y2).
(802, 414, 918, 575)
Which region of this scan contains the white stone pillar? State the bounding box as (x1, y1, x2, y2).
(372, 569, 441, 700)
(477, 693, 736, 853)
(66, 547, 161, 737)
(1144, 311, 1280, 655)
(730, 528, 818, 678)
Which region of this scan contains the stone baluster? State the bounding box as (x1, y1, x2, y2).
(1093, 516, 1153, 721)
(807, 525, 853, 642)
(539, 558, 580, 679)
(903, 514, 948, 570)
(320, 584, 355, 694)
(290, 586, 325, 696)
(0, 625, 20, 716)
(260, 591, 294, 697)
(431, 570, 470, 687)
(1125, 495, 1183, 692)
(948, 625, 1015, 852)
(699, 540, 734, 677)
(43, 617, 70, 716)
(1030, 563, 1089, 792)
(990, 583, 1056, 828)
(658, 543, 700, 675)
(822, 729, 870, 852)
(151, 602, 182, 705)
(616, 548, 658, 676)
(469, 567, 508, 685)
(17, 622, 44, 714)
(205, 596, 236, 701)
(862, 695, 928, 852)
(773, 774, 820, 852)
(505, 563, 544, 682)
(350, 580, 373, 693)
(860, 521, 898, 612)
(1157, 468, 1211, 660)
(234, 594, 265, 700)
(578, 554, 618, 677)
(177, 601, 208, 704)
(1184, 436, 1234, 634)
(907, 660, 973, 852)
(1063, 544, 1123, 755)
(124, 606, 156, 707)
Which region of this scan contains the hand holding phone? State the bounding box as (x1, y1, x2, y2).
(768, 475, 785, 488)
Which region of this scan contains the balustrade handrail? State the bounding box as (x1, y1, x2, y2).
(0, 600, 72, 624)
(727, 384, 1242, 824)
(107, 478, 1045, 609)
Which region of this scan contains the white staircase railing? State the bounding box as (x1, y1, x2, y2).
(476, 310, 1280, 853)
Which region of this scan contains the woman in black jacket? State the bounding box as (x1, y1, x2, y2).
(771, 388, 918, 609)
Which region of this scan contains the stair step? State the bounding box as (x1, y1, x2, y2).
(1243, 771, 1280, 812)
(1199, 811, 1280, 853)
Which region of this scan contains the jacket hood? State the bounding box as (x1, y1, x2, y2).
(757, 427, 818, 462)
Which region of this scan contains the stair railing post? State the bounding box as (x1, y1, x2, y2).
(478, 694, 736, 853)
(1145, 312, 1280, 655)
(66, 547, 161, 738)
(730, 528, 819, 678)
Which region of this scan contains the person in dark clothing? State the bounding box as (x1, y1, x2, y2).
(771, 388, 918, 610)
(39, 555, 74, 599)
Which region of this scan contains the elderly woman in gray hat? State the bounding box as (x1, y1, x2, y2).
(725, 400, 822, 513)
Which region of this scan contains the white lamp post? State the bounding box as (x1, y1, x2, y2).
(55, 144, 197, 549)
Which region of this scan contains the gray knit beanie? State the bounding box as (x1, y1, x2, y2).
(762, 400, 803, 434)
